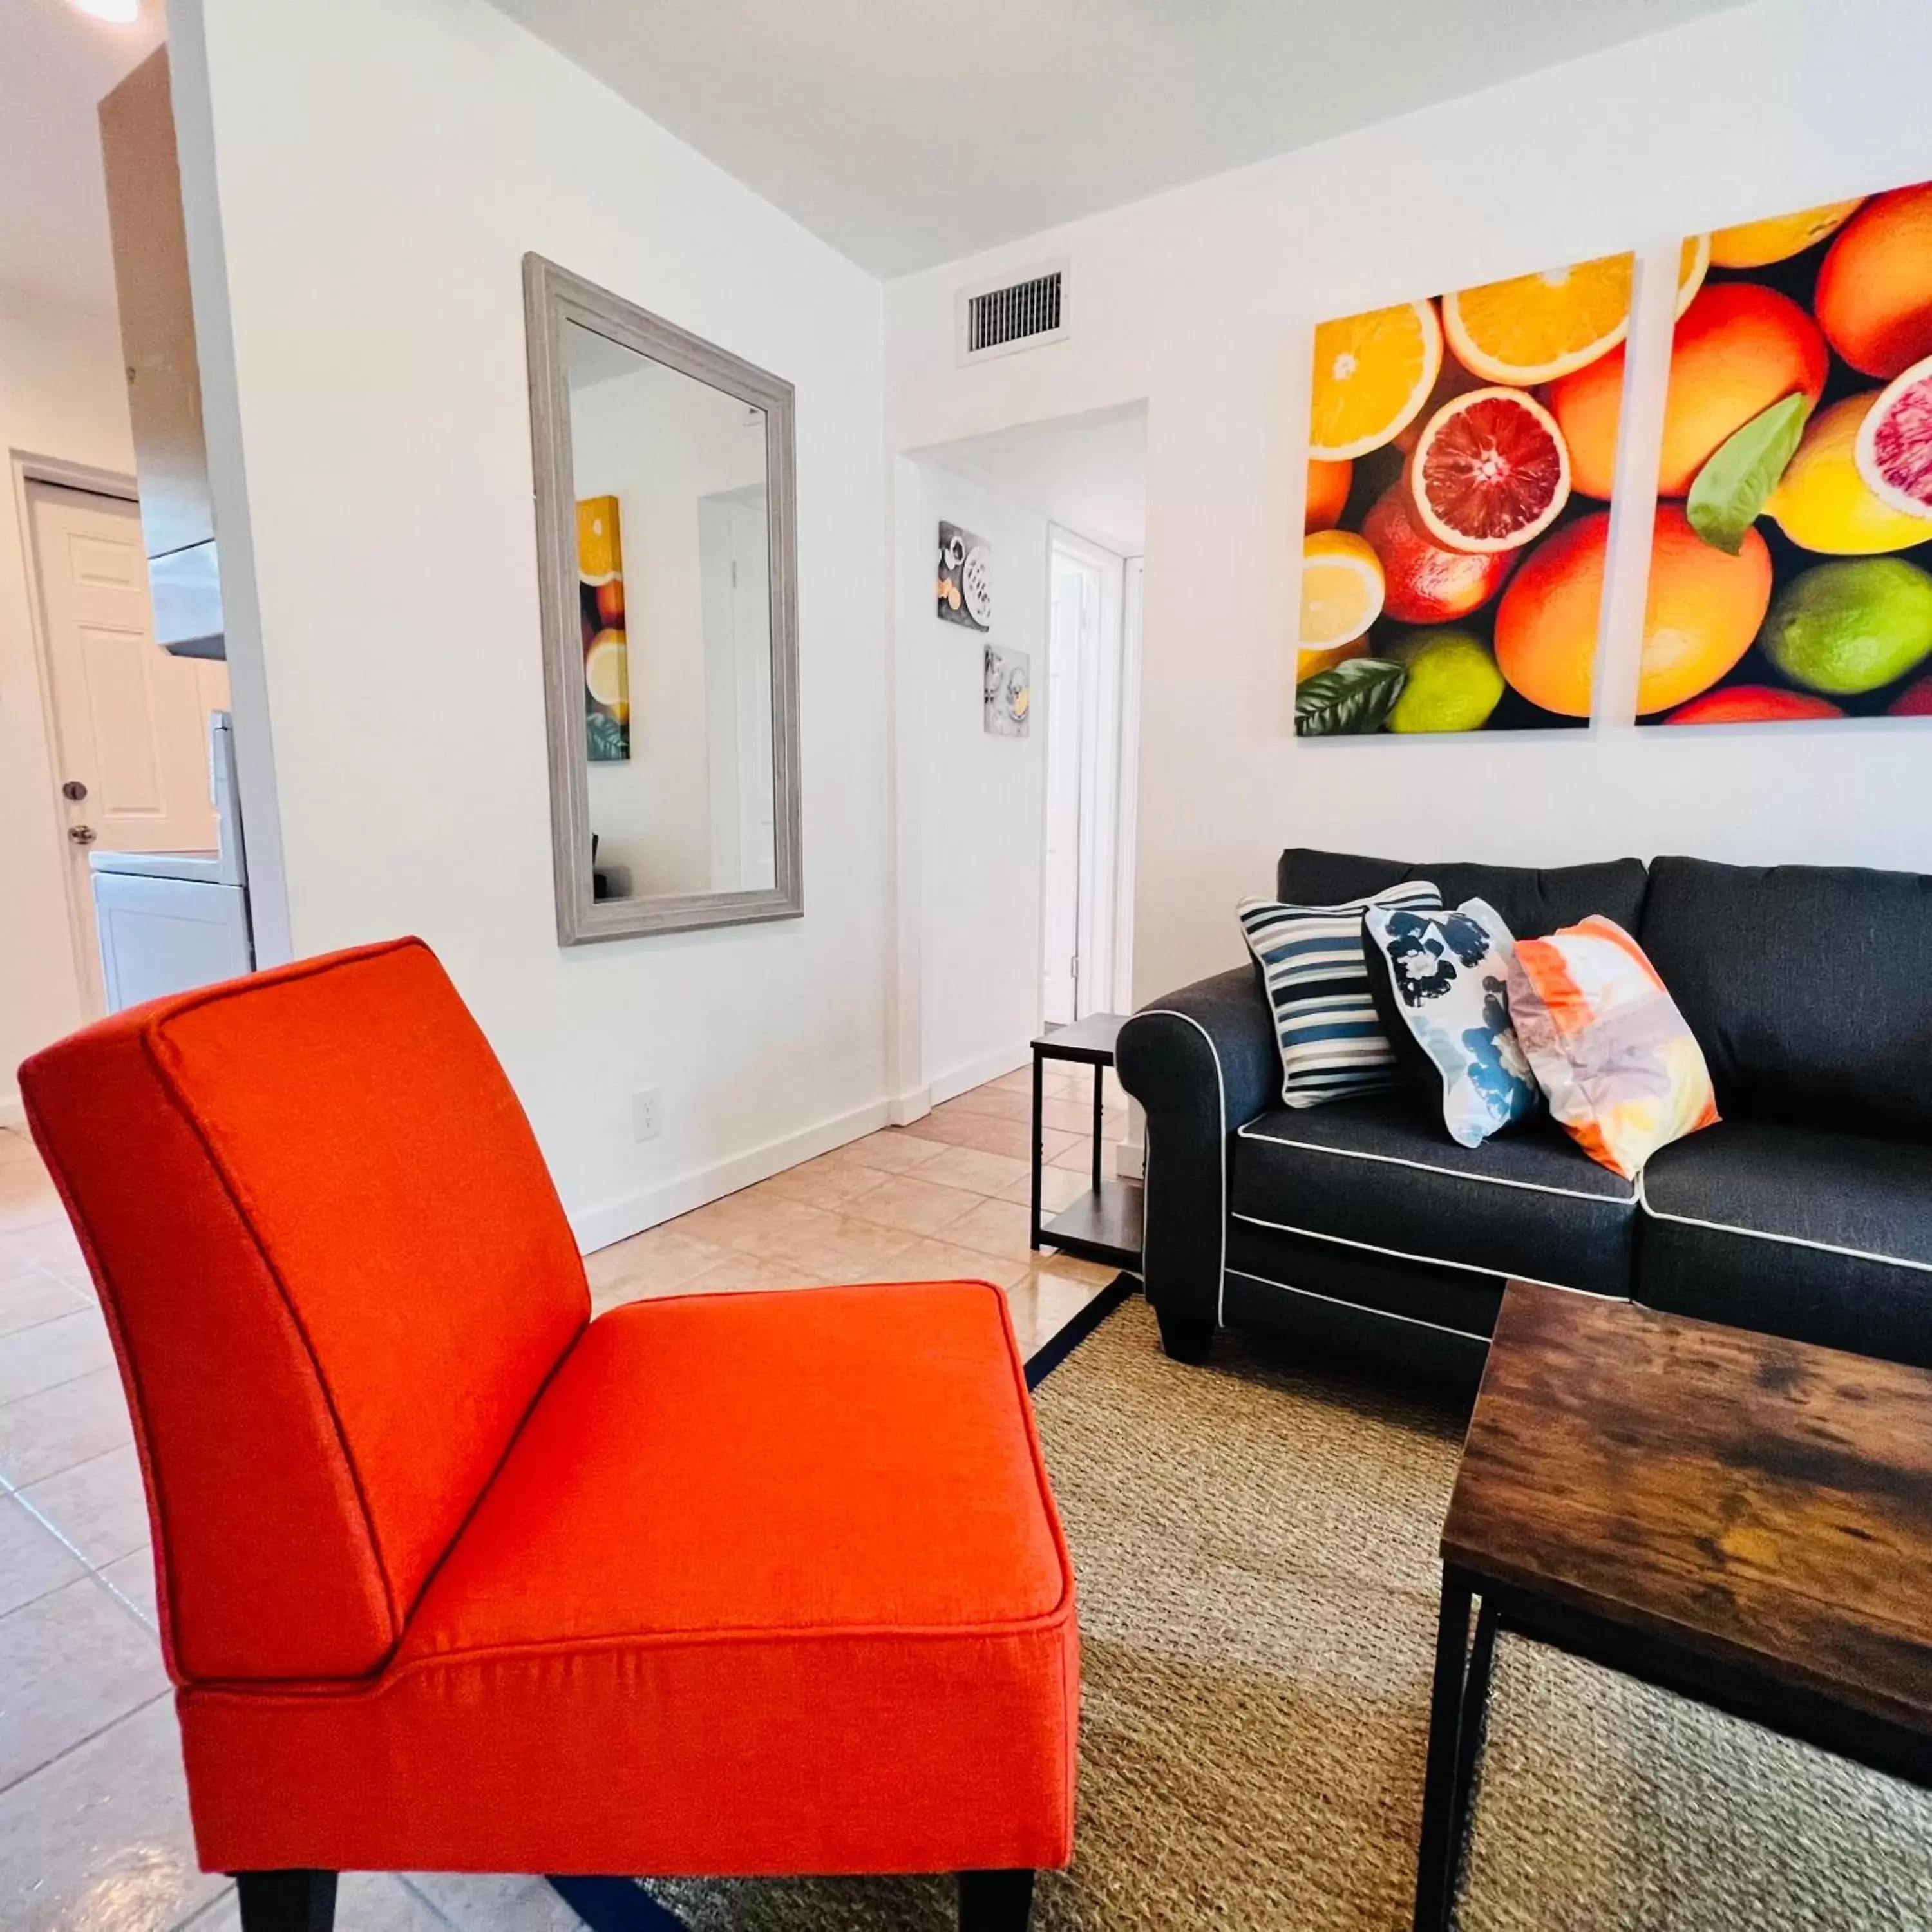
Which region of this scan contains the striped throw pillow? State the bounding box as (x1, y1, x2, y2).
(1238, 881, 1442, 1109)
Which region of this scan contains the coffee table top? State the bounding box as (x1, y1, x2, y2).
(1445, 1283, 1932, 1738)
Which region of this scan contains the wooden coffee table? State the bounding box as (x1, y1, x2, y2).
(1413, 1281, 1932, 1932)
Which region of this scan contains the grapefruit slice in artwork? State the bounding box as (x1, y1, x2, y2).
(1856, 354, 1932, 522)
(1408, 388, 1572, 554)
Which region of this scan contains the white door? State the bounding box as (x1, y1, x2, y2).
(1041, 558, 1089, 1025)
(699, 489, 777, 893)
(728, 499, 775, 887)
(28, 483, 229, 999)
(1043, 531, 1130, 1026)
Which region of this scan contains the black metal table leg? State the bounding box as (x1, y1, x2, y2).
(1090, 1062, 1104, 1193)
(1413, 1566, 1475, 1932)
(1439, 1602, 1499, 1924)
(1028, 1048, 1045, 1250)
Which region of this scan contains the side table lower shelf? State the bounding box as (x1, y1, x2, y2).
(1039, 1177, 1143, 1271)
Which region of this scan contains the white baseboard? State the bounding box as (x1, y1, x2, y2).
(570, 1095, 893, 1255)
(887, 1087, 931, 1126)
(0, 1090, 24, 1132)
(1116, 1138, 1145, 1180)
(927, 1041, 1032, 1108)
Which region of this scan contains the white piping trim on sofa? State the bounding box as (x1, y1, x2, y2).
(1229, 1208, 1621, 1298)
(1224, 1267, 1490, 1341)
(1636, 1172, 1932, 1274)
(1236, 1122, 1635, 1206)
(1136, 1008, 1229, 1325)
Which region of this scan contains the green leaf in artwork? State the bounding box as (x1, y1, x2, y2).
(1294, 656, 1408, 737)
(585, 710, 628, 762)
(1686, 393, 1810, 554)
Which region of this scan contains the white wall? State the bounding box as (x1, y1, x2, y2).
(0, 289, 133, 1123)
(891, 460, 1048, 1108)
(571, 359, 766, 896)
(884, 0, 1932, 1005)
(175, 0, 889, 1245)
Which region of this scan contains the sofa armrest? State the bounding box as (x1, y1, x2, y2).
(1116, 969, 1280, 1357)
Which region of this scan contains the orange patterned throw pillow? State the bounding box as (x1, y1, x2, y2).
(1506, 916, 1718, 1179)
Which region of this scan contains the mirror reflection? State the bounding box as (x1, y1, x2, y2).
(564, 320, 776, 902)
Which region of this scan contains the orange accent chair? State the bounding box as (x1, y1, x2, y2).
(21, 940, 1078, 1932)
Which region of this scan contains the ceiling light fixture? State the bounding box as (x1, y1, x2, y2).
(68, 0, 143, 23)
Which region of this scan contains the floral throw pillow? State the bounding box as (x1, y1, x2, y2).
(1508, 915, 1719, 1179)
(1363, 896, 1538, 1147)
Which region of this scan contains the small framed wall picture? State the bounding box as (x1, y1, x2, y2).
(938, 521, 992, 631)
(985, 643, 1030, 736)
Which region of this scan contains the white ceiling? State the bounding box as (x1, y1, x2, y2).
(918, 404, 1148, 559)
(0, 0, 1750, 312)
(0, 0, 162, 314)
(491, 0, 1746, 277)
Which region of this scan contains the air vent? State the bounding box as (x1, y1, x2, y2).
(956, 261, 1070, 364)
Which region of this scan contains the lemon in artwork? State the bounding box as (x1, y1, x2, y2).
(585, 630, 629, 723)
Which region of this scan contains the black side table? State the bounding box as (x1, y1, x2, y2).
(1029, 1014, 1142, 1271)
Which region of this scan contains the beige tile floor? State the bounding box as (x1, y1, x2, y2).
(0, 1060, 1127, 1930)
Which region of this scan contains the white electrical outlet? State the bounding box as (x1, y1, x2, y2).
(631, 1088, 661, 1142)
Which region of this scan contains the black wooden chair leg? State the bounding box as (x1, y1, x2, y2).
(958, 1867, 1035, 1931)
(235, 1871, 337, 1932)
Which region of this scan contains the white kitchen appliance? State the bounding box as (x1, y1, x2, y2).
(90, 711, 253, 1012)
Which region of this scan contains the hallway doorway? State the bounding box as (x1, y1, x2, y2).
(897, 399, 1146, 1111)
(1041, 527, 1138, 1026)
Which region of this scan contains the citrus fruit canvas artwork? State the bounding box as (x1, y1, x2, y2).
(1639, 177, 1932, 726)
(1297, 252, 1635, 736)
(577, 494, 629, 762)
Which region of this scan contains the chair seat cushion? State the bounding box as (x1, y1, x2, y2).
(1231, 1095, 1638, 1298)
(178, 1282, 1077, 1879)
(1637, 1119, 1932, 1366)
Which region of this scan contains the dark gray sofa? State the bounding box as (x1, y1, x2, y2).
(1117, 847, 1932, 1381)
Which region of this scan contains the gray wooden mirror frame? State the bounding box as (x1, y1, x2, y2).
(523, 252, 802, 943)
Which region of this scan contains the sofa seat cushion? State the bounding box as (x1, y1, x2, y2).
(178, 1281, 1078, 1879)
(1230, 1095, 1637, 1298)
(1637, 1119, 1932, 1366)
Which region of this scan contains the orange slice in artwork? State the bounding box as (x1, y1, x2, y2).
(1443, 252, 1633, 384)
(1309, 300, 1443, 462)
(1676, 233, 1711, 317)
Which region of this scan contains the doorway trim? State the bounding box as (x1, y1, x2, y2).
(1042, 524, 1130, 1027)
(11, 453, 142, 1021)
(1113, 553, 1145, 1016)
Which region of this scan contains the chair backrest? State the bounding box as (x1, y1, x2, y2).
(19, 939, 589, 1684)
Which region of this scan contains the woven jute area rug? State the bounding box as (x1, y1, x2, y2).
(647, 1296, 1932, 1929)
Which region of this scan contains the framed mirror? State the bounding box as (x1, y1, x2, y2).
(524, 254, 802, 943)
